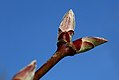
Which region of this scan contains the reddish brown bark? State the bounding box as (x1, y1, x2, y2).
(33, 43, 75, 80)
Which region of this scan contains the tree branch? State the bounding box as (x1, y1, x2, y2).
(12, 9, 108, 80)
(33, 43, 75, 80)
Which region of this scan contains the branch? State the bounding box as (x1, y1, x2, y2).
(33, 43, 75, 80)
(12, 9, 108, 80)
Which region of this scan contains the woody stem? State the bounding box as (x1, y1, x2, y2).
(33, 44, 75, 80)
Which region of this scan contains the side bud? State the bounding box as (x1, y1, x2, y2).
(72, 37, 108, 53)
(12, 60, 36, 80)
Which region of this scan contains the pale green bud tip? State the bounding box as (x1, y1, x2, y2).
(59, 9, 75, 32)
(12, 60, 37, 80)
(75, 37, 108, 53)
(82, 37, 108, 46)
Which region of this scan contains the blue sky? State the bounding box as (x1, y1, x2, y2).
(0, 0, 119, 80)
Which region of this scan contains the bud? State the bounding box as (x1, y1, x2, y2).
(72, 37, 108, 53)
(59, 9, 75, 32)
(12, 60, 36, 80)
(58, 9, 75, 43)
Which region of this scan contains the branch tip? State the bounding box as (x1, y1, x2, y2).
(59, 9, 75, 32)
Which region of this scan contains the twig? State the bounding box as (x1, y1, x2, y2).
(12, 9, 108, 80)
(33, 43, 75, 80)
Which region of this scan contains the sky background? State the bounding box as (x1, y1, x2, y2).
(0, 0, 119, 80)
